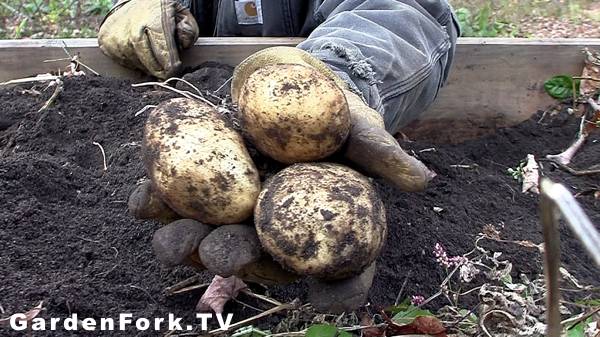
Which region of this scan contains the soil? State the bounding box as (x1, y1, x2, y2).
(0, 65, 598, 336)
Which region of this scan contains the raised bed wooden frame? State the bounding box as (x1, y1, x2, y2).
(2, 37, 600, 141)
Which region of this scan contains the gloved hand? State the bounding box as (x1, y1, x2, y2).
(129, 181, 374, 313)
(232, 47, 435, 192)
(98, 0, 199, 79)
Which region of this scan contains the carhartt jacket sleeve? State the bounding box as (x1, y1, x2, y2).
(297, 0, 459, 133)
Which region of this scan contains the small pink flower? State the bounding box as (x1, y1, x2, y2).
(411, 295, 425, 306)
(433, 243, 467, 269)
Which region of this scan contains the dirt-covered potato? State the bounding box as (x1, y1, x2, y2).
(198, 224, 262, 277)
(238, 64, 350, 164)
(152, 219, 212, 268)
(143, 98, 260, 225)
(255, 163, 387, 280)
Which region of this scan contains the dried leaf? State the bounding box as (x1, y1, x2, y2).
(392, 316, 447, 337)
(0, 301, 44, 327)
(196, 276, 247, 313)
(521, 154, 540, 194)
(483, 224, 501, 240)
(580, 48, 600, 97)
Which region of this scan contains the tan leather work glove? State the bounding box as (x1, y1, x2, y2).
(98, 0, 199, 79)
(232, 47, 435, 192)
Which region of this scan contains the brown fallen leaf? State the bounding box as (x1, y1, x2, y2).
(0, 301, 44, 327)
(196, 276, 247, 313)
(390, 316, 447, 337)
(360, 313, 385, 337)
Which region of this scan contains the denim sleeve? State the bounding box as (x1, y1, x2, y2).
(297, 0, 459, 133)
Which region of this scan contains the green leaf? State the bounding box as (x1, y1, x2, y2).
(385, 298, 411, 315)
(567, 317, 594, 337)
(575, 298, 600, 306)
(392, 305, 434, 325)
(306, 324, 352, 337)
(544, 75, 580, 99)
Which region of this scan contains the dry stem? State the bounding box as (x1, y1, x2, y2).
(132, 81, 217, 108)
(207, 300, 299, 335)
(37, 79, 63, 113)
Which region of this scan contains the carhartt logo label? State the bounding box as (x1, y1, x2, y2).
(244, 2, 257, 16)
(234, 0, 263, 25)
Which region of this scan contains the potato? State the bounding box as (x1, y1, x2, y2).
(238, 64, 350, 164)
(143, 98, 260, 225)
(255, 163, 386, 279)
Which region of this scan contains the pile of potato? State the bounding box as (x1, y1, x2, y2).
(130, 65, 388, 313)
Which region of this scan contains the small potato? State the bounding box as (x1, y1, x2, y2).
(143, 98, 260, 225)
(198, 224, 262, 277)
(152, 219, 212, 268)
(255, 163, 387, 280)
(308, 263, 376, 314)
(238, 64, 350, 164)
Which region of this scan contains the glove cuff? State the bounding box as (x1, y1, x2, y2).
(231, 46, 348, 103)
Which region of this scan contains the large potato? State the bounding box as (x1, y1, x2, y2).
(238, 64, 350, 164)
(255, 163, 386, 279)
(143, 98, 260, 225)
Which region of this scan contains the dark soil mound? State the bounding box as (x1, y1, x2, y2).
(0, 68, 598, 336)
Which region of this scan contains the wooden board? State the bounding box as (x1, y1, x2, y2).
(405, 38, 600, 142)
(2, 37, 600, 142)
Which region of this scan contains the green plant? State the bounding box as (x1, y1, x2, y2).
(306, 324, 352, 337)
(455, 4, 516, 37)
(85, 0, 111, 16)
(507, 161, 526, 182)
(544, 75, 581, 99)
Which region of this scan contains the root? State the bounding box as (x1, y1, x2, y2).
(92, 142, 108, 171)
(132, 80, 217, 108)
(37, 79, 63, 114)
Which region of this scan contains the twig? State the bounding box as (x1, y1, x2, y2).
(134, 105, 157, 117)
(37, 79, 63, 113)
(563, 307, 600, 329)
(164, 276, 200, 296)
(215, 77, 232, 94)
(543, 159, 600, 176)
(240, 289, 282, 307)
(573, 76, 600, 82)
(170, 283, 210, 296)
(394, 271, 412, 305)
(92, 142, 108, 171)
(450, 164, 479, 169)
(128, 285, 158, 305)
(539, 180, 567, 337)
(233, 299, 263, 313)
(207, 300, 299, 335)
(1, 75, 61, 87)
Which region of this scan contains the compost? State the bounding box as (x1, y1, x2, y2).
(0, 65, 598, 336)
